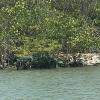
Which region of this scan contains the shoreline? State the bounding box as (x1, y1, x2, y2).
(1, 63, 100, 71)
(56, 53, 100, 66)
(0, 53, 100, 70)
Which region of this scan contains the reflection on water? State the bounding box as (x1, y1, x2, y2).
(0, 66, 100, 100)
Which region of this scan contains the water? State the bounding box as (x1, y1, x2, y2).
(0, 66, 100, 100)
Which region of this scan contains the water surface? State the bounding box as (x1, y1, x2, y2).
(0, 66, 100, 100)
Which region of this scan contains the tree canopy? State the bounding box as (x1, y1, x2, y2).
(0, 0, 100, 56)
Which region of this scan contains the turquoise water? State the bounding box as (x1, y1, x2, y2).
(0, 66, 100, 100)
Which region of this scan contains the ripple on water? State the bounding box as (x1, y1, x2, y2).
(0, 66, 100, 100)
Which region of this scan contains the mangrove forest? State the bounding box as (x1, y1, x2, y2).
(0, 0, 100, 69)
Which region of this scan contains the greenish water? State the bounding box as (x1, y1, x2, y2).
(0, 66, 100, 100)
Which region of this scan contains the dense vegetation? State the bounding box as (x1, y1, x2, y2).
(0, 0, 100, 68)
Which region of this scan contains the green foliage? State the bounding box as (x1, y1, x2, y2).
(16, 55, 32, 70)
(0, 0, 100, 56)
(31, 51, 56, 69)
